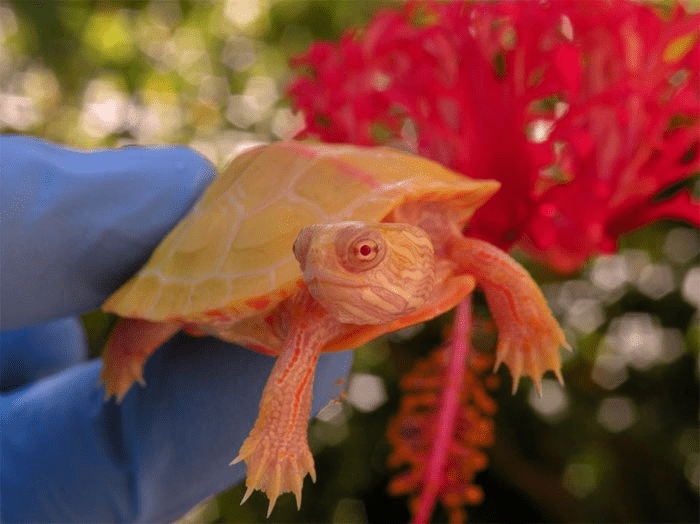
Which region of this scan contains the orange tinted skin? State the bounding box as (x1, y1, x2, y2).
(231, 290, 345, 516)
(100, 216, 568, 515)
(100, 319, 179, 402)
(446, 236, 569, 393)
(225, 229, 568, 515)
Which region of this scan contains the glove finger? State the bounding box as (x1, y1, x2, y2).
(119, 337, 353, 523)
(2, 333, 352, 524)
(0, 317, 88, 393)
(0, 136, 216, 330)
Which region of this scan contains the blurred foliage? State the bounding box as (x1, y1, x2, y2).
(2, 0, 698, 522)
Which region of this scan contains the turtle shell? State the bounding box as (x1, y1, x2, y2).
(103, 142, 499, 352)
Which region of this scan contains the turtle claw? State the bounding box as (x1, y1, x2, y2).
(450, 238, 569, 394)
(231, 292, 333, 515)
(232, 430, 315, 516)
(100, 359, 147, 403)
(506, 345, 524, 394)
(100, 318, 179, 403)
(494, 319, 566, 395)
(553, 364, 566, 387)
(100, 340, 149, 402)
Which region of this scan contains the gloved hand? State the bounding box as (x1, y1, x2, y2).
(0, 136, 353, 523)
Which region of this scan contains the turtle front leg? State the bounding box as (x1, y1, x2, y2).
(449, 237, 570, 393)
(232, 291, 344, 516)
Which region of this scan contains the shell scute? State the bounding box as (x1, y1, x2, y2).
(154, 282, 191, 315)
(234, 145, 311, 213)
(162, 203, 241, 279)
(106, 274, 160, 317)
(229, 200, 320, 253)
(292, 156, 378, 216)
(337, 149, 419, 183)
(345, 192, 405, 223)
(225, 273, 275, 308)
(189, 278, 228, 313)
(200, 145, 267, 208)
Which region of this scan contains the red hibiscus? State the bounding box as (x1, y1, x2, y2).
(288, 0, 699, 273)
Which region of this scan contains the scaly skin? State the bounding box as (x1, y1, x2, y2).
(231, 290, 345, 516)
(100, 319, 179, 402)
(448, 236, 570, 393)
(100, 221, 569, 515)
(390, 202, 569, 394)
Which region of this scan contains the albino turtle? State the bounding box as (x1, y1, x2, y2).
(101, 141, 568, 515)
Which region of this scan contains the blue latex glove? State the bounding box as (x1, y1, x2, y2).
(0, 136, 353, 523)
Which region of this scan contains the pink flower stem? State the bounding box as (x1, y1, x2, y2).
(412, 295, 473, 524)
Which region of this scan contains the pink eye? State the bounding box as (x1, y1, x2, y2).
(335, 226, 386, 272)
(353, 239, 379, 261)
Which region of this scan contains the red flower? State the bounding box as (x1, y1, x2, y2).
(288, 0, 699, 272)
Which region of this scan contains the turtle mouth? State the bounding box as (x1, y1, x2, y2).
(306, 268, 364, 290)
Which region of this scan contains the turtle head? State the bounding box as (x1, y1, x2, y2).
(293, 222, 436, 325)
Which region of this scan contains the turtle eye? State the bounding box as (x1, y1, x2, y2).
(336, 226, 386, 273)
(352, 238, 380, 262)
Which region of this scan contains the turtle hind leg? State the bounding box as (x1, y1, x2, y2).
(100, 318, 180, 402)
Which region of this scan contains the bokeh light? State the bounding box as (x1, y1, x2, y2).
(596, 396, 638, 433)
(527, 378, 570, 422)
(347, 373, 387, 413)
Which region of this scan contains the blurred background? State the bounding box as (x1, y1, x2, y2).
(1, 1, 698, 522)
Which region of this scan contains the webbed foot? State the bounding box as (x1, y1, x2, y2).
(490, 294, 569, 394)
(232, 290, 341, 515)
(100, 318, 179, 402)
(450, 237, 570, 393)
(101, 349, 147, 402)
(231, 429, 315, 516)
